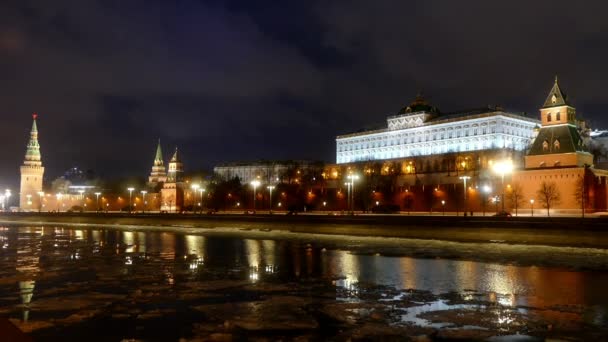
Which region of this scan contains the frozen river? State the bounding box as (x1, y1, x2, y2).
(1, 224, 607, 340)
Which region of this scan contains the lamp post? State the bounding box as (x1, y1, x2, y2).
(78, 189, 85, 210)
(201, 188, 206, 213)
(441, 200, 446, 216)
(344, 182, 352, 212)
(94, 192, 101, 212)
(530, 199, 534, 217)
(140, 191, 147, 213)
(267, 185, 275, 214)
(459, 176, 471, 216)
(4, 189, 11, 210)
(191, 184, 200, 214)
(251, 180, 260, 212)
(127, 187, 135, 213)
(37, 191, 44, 213)
(346, 175, 359, 214)
(0, 195, 4, 211)
(56, 193, 62, 212)
(492, 159, 513, 212)
(482, 185, 491, 216)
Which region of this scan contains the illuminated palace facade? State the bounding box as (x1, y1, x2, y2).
(327, 79, 608, 214)
(336, 94, 539, 164)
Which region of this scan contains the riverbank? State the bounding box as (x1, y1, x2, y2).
(2, 212, 608, 249)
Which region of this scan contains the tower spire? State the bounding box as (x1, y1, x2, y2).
(154, 139, 164, 166)
(24, 113, 41, 165)
(542, 76, 569, 108)
(148, 139, 167, 187)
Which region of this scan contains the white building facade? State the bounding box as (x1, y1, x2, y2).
(336, 97, 540, 164)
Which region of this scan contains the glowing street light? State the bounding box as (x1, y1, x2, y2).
(441, 200, 446, 216)
(459, 176, 471, 216)
(191, 184, 200, 213)
(267, 185, 275, 213)
(78, 189, 85, 209)
(140, 190, 147, 213)
(94, 192, 101, 212)
(346, 174, 359, 214)
(482, 185, 492, 216)
(127, 187, 135, 213)
(0, 195, 4, 211)
(251, 180, 260, 211)
(5, 189, 11, 207)
(492, 159, 513, 212)
(56, 193, 63, 212)
(530, 199, 535, 217)
(37, 191, 44, 213)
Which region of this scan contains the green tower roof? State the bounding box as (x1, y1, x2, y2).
(542, 76, 570, 108)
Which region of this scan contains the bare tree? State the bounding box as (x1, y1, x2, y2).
(574, 175, 586, 218)
(536, 181, 561, 217)
(508, 183, 525, 216)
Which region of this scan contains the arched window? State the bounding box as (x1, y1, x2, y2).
(542, 140, 549, 151)
(556, 112, 561, 121)
(547, 113, 552, 122)
(554, 139, 560, 150)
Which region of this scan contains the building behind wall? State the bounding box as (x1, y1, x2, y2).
(214, 160, 324, 184)
(336, 93, 539, 164)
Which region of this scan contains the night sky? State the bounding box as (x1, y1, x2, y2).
(2, 0, 608, 189)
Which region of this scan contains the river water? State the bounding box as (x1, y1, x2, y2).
(1, 225, 607, 340)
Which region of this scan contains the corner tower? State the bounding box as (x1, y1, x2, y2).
(525, 77, 592, 168)
(20, 113, 45, 211)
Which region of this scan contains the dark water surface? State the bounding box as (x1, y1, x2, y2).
(1, 225, 608, 341)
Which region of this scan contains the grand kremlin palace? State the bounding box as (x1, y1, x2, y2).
(326, 79, 608, 214)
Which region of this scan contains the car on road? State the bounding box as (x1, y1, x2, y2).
(493, 211, 512, 217)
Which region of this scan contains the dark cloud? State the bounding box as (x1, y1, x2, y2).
(1, 0, 608, 190)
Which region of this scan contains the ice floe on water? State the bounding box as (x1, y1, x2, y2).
(0, 224, 607, 340)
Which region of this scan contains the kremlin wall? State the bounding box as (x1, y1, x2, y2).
(14, 78, 608, 215)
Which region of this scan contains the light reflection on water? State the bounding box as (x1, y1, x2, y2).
(1, 225, 608, 330)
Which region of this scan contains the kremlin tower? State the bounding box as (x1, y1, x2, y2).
(147, 139, 167, 189)
(20, 114, 45, 211)
(160, 147, 185, 212)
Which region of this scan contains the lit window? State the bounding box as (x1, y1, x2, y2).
(554, 139, 560, 150)
(542, 140, 549, 151)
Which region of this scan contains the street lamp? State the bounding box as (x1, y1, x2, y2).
(191, 184, 200, 213)
(530, 199, 535, 217)
(127, 187, 135, 213)
(492, 159, 513, 212)
(344, 182, 352, 212)
(37, 191, 44, 213)
(459, 176, 471, 216)
(251, 180, 260, 211)
(56, 193, 63, 212)
(78, 189, 85, 210)
(94, 192, 101, 212)
(482, 185, 491, 216)
(267, 185, 275, 214)
(4, 189, 11, 209)
(346, 174, 359, 214)
(140, 190, 147, 213)
(0, 195, 4, 211)
(441, 200, 446, 216)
